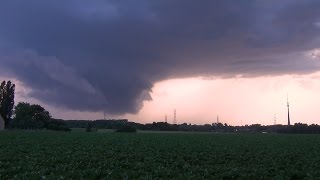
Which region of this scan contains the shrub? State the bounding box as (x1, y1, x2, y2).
(116, 125, 137, 133)
(85, 122, 97, 132)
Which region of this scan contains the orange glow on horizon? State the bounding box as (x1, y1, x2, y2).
(11, 71, 320, 125)
(127, 72, 320, 125)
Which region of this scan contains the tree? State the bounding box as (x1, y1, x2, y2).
(12, 102, 70, 131)
(12, 102, 51, 129)
(86, 122, 93, 132)
(0, 81, 15, 128)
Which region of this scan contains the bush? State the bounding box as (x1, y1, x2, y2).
(46, 119, 71, 131)
(47, 123, 71, 131)
(116, 125, 137, 133)
(85, 122, 97, 132)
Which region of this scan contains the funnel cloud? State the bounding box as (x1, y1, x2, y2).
(0, 0, 320, 114)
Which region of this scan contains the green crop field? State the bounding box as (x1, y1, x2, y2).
(1, 131, 320, 179)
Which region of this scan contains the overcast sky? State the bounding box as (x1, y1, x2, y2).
(1, 0, 320, 125)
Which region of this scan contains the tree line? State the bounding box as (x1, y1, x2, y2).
(2, 80, 320, 134)
(0, 81, 70, 131)
(64, 120, 320, 134)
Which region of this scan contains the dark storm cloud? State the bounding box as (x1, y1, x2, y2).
(1, 0, 320, 114)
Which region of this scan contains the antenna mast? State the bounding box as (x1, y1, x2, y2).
(287, 94, 291, 126)
(173, 109, 177, 124)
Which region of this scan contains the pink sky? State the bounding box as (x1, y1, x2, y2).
(126, 73, 320, 125)
(13, 71, 320, 125)
(2, 0, 320, 126)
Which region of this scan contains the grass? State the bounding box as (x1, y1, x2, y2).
(1, 131, 320, 179)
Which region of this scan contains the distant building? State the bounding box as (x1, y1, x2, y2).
(0, 115, 4, 130)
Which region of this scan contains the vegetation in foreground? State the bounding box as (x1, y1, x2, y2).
(1, 131, 320, 179)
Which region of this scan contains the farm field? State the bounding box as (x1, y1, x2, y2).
(1, 131, 320, 179)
